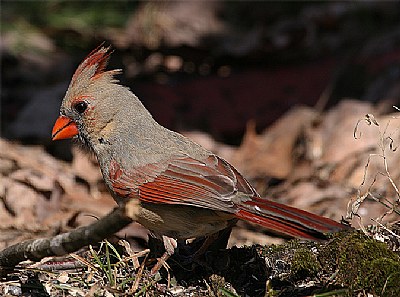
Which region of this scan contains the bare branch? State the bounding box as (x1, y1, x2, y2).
(0, 200, 139, 274)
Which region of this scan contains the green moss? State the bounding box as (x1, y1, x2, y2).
(361, 258, 400, 296)
(209, 274, 240, 297)
(256, 231, 400, 296)
(291, 248, 321, 280)
(258, 240, 305, 258)
(319, 231, 400, 296)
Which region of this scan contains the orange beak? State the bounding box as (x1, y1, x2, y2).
(52, 115, 79, 140)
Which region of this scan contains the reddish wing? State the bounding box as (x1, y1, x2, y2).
(109, 155, 257, 213)
(109, 154, 348, 239)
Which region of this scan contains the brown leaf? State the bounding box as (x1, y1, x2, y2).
(233, 106, 318, 179)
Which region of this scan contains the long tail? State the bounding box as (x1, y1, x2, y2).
(235, 197, 350, 240)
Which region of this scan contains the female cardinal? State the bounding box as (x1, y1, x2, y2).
(52, 46, 348, 268)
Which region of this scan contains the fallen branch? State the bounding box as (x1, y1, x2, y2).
(0, 199, 139, 273)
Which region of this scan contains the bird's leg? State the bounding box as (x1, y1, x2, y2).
(190, 225, 233, 256)
(150, 235, 177, 275)
(176, 220, 237, 263)
(149, 220, 237, 273)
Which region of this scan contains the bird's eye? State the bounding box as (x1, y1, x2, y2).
(73, 101, 88, 114)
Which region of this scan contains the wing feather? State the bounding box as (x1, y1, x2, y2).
(108, 155, 347, 239)
(109, 155, 254, 212)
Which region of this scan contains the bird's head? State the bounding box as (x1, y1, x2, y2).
(52, 45, 125, 148)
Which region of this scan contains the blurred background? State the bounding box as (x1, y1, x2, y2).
(3, 1, 400, 147)
(1, 1, 400, 248)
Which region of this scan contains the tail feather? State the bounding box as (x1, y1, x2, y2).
(236, 197, 348, 240)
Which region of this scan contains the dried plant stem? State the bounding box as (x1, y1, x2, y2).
(348, 112, 400, 224)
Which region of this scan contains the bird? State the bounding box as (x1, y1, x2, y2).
(52, 45, 349, 271)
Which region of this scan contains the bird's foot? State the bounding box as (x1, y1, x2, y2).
(149, 235, 177, 275)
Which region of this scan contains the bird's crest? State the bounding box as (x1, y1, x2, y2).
(67, 44, 121, 96)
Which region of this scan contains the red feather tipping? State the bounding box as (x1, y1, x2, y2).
(71, 43, 114, 84)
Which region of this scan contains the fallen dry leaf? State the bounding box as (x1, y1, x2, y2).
(233, 106, 318, 179)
